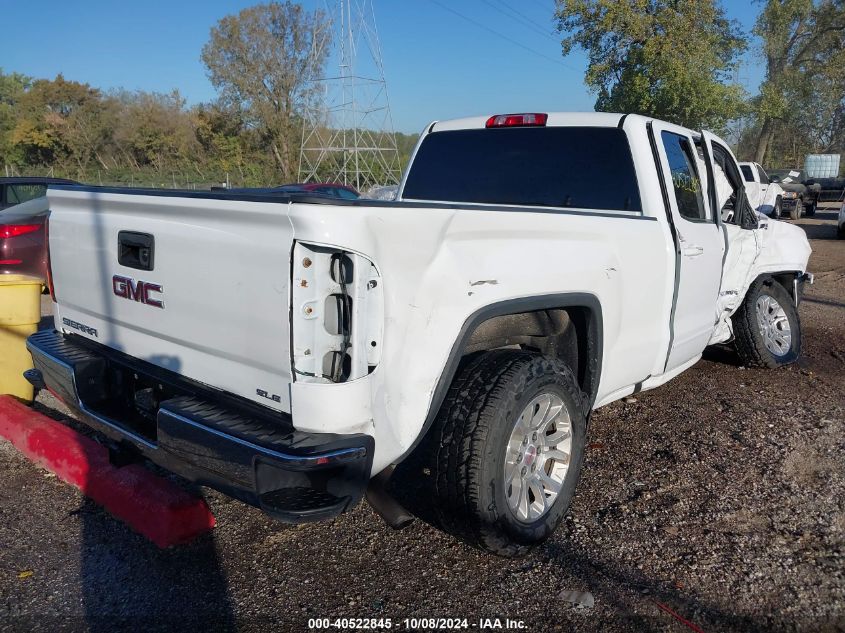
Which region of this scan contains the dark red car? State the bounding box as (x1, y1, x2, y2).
(0, 177, 77, 280)
(287, 183, 360, 199)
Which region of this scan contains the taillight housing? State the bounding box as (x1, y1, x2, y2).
(0, 223, 41, 238)
(45, 218, 56, 301)
(485, 113, 548, 128)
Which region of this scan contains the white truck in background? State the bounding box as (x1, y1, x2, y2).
(28, 112, 811, 556)
(739, 161, 789, 219)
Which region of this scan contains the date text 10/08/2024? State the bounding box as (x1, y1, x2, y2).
(307, 618, 528, 630)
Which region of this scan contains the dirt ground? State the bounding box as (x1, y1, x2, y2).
(1, 208, 843, 632)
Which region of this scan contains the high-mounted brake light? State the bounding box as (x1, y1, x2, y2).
(0, 223, 41, 238)
(485, 113, 548, 128)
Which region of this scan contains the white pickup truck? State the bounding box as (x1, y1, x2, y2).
(739, 161, 789, 219)
(28, 112, 811, 556)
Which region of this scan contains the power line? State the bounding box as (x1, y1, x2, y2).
(480, 0, 556, 42)
(428, 0, 575, 70)
(484, 0, 558, 41)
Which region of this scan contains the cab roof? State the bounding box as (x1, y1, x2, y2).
(428, 112, 638, 133)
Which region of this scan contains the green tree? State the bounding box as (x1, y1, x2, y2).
(0, 69, 32, 166)
(113, 90, 199, 173)
(555, 0, 747, 130)
(10, 74, 105, 169)
(194, 102, 276, 185)
(201, 1, 331, 181)
(751, 0, 845, 164)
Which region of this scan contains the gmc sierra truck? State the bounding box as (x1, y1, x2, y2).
(27, 112, 812, 556)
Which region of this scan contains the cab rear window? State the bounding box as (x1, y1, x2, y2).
(402, 126, 642, 212)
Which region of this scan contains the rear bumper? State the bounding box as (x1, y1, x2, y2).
(25, 329, 373, 523)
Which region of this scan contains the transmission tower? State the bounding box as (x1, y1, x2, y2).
(299, 0, 401, 191)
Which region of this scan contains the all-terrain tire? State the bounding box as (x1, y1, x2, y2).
(429, 350, 587, 557)
(788, 197, 801, 220)
(733, 276, 802, 368)
(771, 199, 782, 219)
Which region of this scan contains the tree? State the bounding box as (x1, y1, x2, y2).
(555, 0, 747, 131)
(113, 90, 199, 173)
(751, 0, 845, 163)
(201, 1, 331, 181)
(0, 69, 32, 166)
(10, 74, 105, 169)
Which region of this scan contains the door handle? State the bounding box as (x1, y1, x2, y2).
(118, 231, 155, 271)
(683, 245, 704, 257)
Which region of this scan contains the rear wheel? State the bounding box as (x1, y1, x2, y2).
(733, 277, 801, 368)
(429, 350, 586, 557)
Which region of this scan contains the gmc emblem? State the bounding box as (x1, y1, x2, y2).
(112, 275, 164, 309)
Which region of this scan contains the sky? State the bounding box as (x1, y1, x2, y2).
(0, 0, 766, 134)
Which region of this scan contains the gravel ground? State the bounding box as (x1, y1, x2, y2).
(1, 208, 844, 632)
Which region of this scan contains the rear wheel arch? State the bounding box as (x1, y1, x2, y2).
(398, 294, 603, 465)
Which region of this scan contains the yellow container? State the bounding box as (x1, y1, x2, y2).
(0, 275, 44, 402)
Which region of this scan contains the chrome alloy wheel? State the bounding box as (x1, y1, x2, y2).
(504, 393, 572, 522)
(756, 294, 792, 356)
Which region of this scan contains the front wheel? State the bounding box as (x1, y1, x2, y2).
(733, 277, 801, 367)
(429, 350, 586, 557)
(788, 198, 801, 220)
(772, 199, 782, 219)
(804, 200, 816, 217)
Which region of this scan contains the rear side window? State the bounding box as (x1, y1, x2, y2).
(740, 165, 754, 182)
(661, 131, 707, 221)
(6, 184, 47, 205)
(402, 127, 642, 212)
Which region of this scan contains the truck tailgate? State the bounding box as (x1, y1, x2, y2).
(47, 188, 294, 412)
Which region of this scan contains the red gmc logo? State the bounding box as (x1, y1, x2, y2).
(112, 275, 164, 309)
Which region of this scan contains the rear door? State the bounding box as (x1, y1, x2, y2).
(649, 121, 724, 372)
